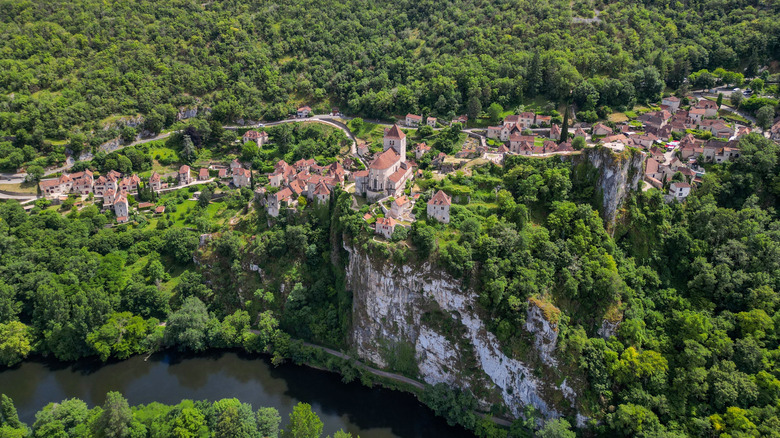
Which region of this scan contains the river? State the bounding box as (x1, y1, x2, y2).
(0, 350, 474, 438)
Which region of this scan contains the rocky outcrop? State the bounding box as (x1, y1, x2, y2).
(525, 300, 559, 366)
(575, 146, 644, 227)
(345, 244, 575, 419)
(598, 319, 620, 339)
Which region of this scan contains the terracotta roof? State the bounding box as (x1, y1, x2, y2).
(298, 106, 311, 111)
(274, 187, 293, 201)
(394, 195, 409, 206)
(645, 157, 659, 174)
(243, 130, 261, 139)
(313, 182, 331, 196)
(406, 114, 422, 120)
(428, 190, 451, 206)
(663, 96, 680, 102)
(376, 216, 397, 227)
(138, 202, 153, 209)
(199, 168, 209, 178)
(179, 165, 190, 174)
(353, 170, 369, 178)
(385, 124, 406, 140)
(671, 182, 691, 188)
(369, 148, 401, 170)
(150, 172, 161, 182)
(39, 179, 60, 188)
(388, 167, 407, 183)
(155, 205, 166, 213)
(690, 108, 705, 115)
(504, 115, 520, 123)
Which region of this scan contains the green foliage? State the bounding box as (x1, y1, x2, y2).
(282, 403, 323, 438)
(0, 321, 32, 367)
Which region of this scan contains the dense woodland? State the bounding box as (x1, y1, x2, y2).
(1, 0, 779, 144)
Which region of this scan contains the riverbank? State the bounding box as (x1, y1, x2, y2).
(0, 349, 474, 438)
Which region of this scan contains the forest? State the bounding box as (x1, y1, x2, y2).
(1, 0, 779, 155)
(0, 392, 356, 438)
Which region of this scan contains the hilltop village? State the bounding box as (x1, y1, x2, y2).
(26, 91, 773, 238)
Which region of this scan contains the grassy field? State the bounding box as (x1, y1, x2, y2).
(0, 182, 38, 194)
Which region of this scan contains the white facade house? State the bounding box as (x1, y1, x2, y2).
(669, 182, 691, 201)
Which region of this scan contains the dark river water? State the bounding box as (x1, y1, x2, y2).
(0, 350, 473, 438)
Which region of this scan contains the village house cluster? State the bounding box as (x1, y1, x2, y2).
(260, 157, 348, 217)
(38, 164, 213, 223)
(486, 113, 576, 156)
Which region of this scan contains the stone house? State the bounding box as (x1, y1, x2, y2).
(266, 187, 295, 217)
(198, 168, 209, 181)
(375, 216, 397, 239)
(297, 106, 312, 118)
(426, 117, 437, 127)
(415, 143, 430, 160)
(662, 96, 681, 112)
(592, 123, 613, 136)
(114, 193, 130, 223)
(427, 190, 451, 224)
(405, 114, 422, 127)
(390, 195, 411, 219)
(178, 165, 192, 185)
(233, 167, 251, 188)
(243, 130, 269, 147)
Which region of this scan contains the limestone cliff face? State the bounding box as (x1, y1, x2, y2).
(345, 244, 577, 419)
(575, 147, 645, 227)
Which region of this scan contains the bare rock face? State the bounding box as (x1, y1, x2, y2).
(598, 319, 620, 339)
(345, 244, 576, 419)
(576, 147, 645, 227)
(525, 302, 559, 366)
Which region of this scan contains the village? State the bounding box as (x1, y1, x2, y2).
(24, 93, 779, 238)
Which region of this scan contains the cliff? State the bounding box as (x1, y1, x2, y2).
(344, 244, 582, 421)
(574, 146, 645, 228)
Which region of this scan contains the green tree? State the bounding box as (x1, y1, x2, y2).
(0, 321, 32, 367)
(256, 407, 281, 438)
(572, 136, 586, 150)
(92, 392, 133, 438)
(164, 297, 210, 352)
(756, 105, 775, 129)
(749, 78, 764, 93)
(730, 90, 743, 108)
(716, 93, 723, 109)
(25, 165, 44, 183)
(467, 96, 482, 121)
(181, 135, 197, 164)
(282, 403, 322, 438)
(537, 418, 575, 438)
(0, 395, 23, 430)
(487, 103, 503, 124)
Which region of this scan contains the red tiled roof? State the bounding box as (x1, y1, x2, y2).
(406, 114, 422, 120)
(369, 148, 400, 170)
(179, 165, 190, 174)
(155, 206, 166, 213)
(428, 190, 451, 206)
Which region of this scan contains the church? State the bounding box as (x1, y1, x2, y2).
(354, 125, 413, 202)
